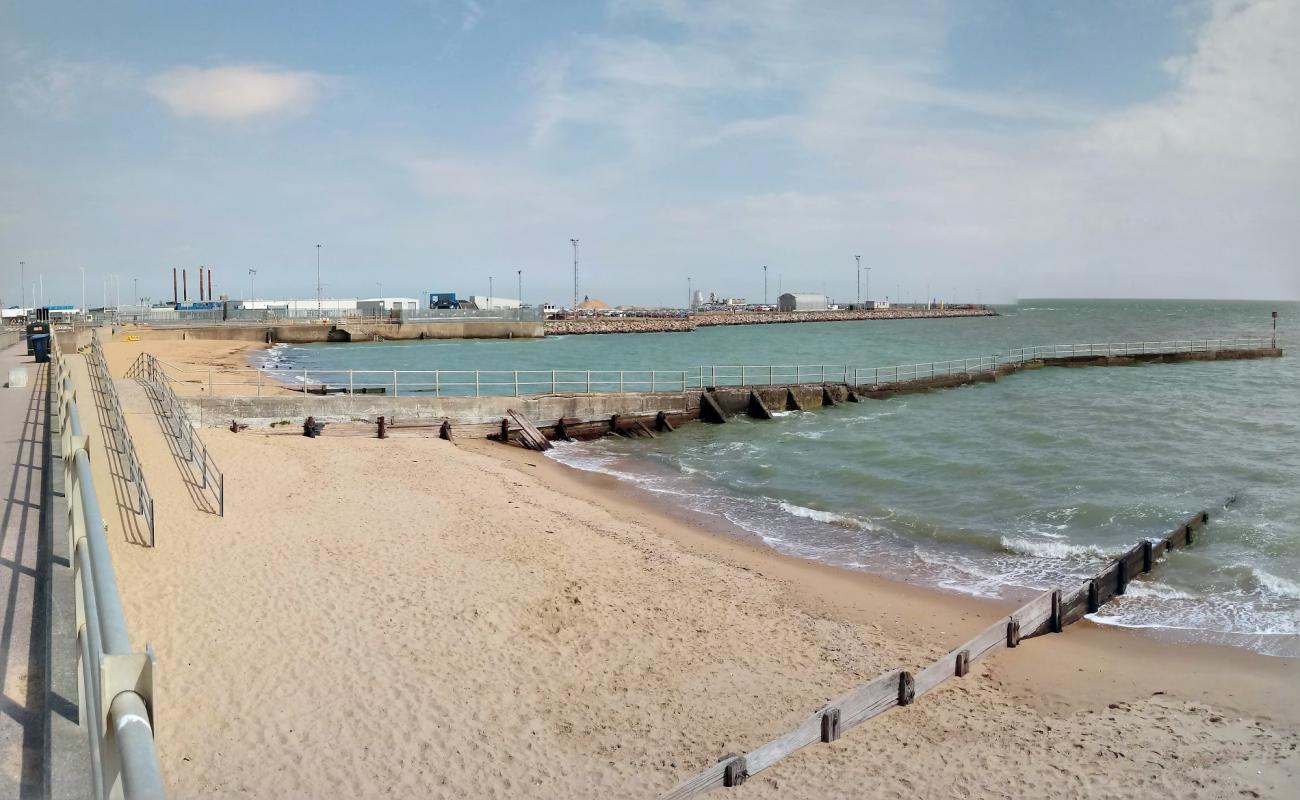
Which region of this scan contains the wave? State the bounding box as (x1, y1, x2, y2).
(1246, 566, 1300, 599)
(999, 536, 1107, 560)
(778, 502, 875, 531)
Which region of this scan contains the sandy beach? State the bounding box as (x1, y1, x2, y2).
(75, 336, 1299, 798)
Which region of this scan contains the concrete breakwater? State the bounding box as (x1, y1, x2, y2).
(544, 307, 995, 335)
(117, 318, 544, 343)
(174, 344, 1282, 437)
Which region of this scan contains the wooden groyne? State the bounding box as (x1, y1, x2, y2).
(658, 498, 1236, 798)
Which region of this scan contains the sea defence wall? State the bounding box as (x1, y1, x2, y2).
(174, 344, 1282, 434)
(115, 319, 544, 343)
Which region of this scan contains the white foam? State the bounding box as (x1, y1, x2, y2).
(999, 536, 1106, 559)
(1249, 566, 1300, 599)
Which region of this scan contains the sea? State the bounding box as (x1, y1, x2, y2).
(257, 300, 1299, 656)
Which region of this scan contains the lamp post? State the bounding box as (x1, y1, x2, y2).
(687, 276, 692, 311)
(488, 276, 493, 310)
(570, 238, 579, 314)
(248, 268, 257, 301)
(855, 255, 861, 305)
(134, 277, 139, 308)
(865, 266, 872, 307)
(19, 261, 25, 312)
(517, 269, 522, 306)
(80, 266, 85, 318)
(315, 244, 322, 318)
(763, 265, 768, 306)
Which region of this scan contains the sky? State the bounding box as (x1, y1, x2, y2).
(1, 0, 1297, 309)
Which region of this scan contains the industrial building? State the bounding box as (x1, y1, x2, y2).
(356, 297, 420, 314)
(467, 296, 522, 310)
(778, 292, 829, 312)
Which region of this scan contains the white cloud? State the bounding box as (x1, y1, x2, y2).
(146, 65, 326, 121)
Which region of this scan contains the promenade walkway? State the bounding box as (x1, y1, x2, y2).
(0, 342, 52, 797)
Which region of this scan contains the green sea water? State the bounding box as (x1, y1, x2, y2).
(267, 300, 1299, 655)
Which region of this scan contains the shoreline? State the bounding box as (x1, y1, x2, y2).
(81, 330, 1299, 795)
(469, 439, 1299, 723)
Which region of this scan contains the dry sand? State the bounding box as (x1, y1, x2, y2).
(71, 338, 1299, 798)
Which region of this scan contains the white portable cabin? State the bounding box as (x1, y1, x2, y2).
(778, 293, 829, 312)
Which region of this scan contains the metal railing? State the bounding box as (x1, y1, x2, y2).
(86, 331, 156, 546)
(126, 353, 225, 517)
(51, 331, 165, 799)
(141, 336, 1276, 400)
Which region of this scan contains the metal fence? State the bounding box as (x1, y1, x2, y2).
(50, 331, 165, 799)
(106, 306, 543, 326)
(144, 336, 1276, 399)
(126, 353, 225, 517)
(85, 331, 156, 546)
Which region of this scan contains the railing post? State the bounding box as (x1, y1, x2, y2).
(514, 371, 519, 397)
(587, 370, 592, 394)
(393, 370, 399, 397)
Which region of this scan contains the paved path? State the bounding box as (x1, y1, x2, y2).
(0, 343, 49, 798)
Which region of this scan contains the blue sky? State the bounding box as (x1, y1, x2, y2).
(2, 0, 1297, 308)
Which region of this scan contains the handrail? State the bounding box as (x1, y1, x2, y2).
(140, 335, 1274, 399)
(126, 353, 225, 517)
(85, 331, 156, 545)
(51, 330, 165, 799)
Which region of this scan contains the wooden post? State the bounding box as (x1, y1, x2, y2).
(439, 420, 454, 443)
(1142, 540, 1153, 572)
(1087, 580, 1099, 614)
(377, 415, 387, 439)
(819, 708, 841, 743)
(1006, 618, 1021, 648)
(722, 756, 747, 788)
(955, 650, 970, 677)
(500, 418, 510, 442)
(1050, 590, 1062, 633)
(655, 411, 675, 433)
(555, 419, 573, 442)
(898, 671, 915, 706)
(609, 414, 620, 434)
(1116, 559, 1128, 595)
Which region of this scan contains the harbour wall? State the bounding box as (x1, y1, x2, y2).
(116, 319, 544, 343)
(175, 347, 1282, 436)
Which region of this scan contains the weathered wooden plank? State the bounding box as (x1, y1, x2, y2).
(1093, 560, 1120, 607)
(742, 709, 823, 776)
(658, 760, 728, 800)
(1014, 590, 1056, 639)
(835, 669, 903, 731)
(913, 648, 965, 698)
(747, 391, 773, 420)
(1122, 543, 1147, 580)
(635, 420, 657, 438)
(956, 615, 1011, 667)
(507, 410, 552, 451)
(1059, 582, 1090, 627)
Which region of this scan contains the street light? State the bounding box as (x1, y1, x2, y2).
(315, 244, 322, 318)
(19, 261, 24, 311)
(248, 269, 257, 301)
(865, 266, 872, 307)
(517, 269, 522, 306)
(570, 238, 579, 313)
(763, 265, 768, 306)
(855, 255, 861, 305)
(687, 276, 692, 310)
(488, 276, 493, 310)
